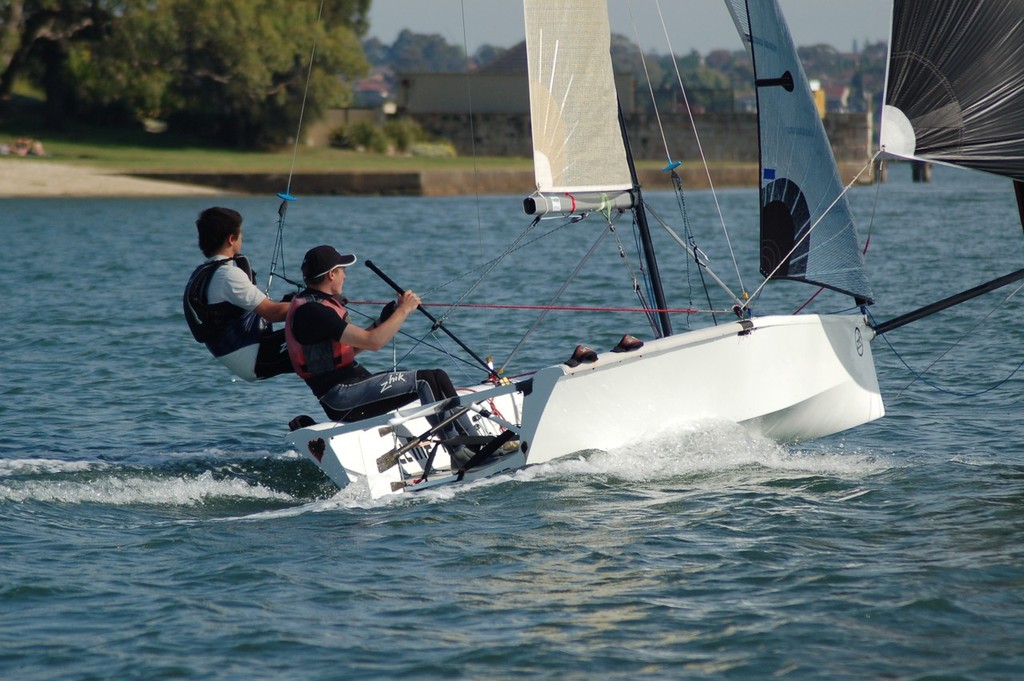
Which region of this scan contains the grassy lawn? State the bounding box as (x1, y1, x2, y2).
(0, 97, 736, 178)
(0, 98, 532, 174)
(0, 126, 535, 173)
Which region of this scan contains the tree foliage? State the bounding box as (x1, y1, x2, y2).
(0, 0, 113, 123)
(2, 0, 372, 147)
(387, 29, 465, 73)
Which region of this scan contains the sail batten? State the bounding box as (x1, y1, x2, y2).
(726, 0, 873, 302)
(882, 0, 1024, 182)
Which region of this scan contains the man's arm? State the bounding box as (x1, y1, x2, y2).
(254, 298, 289, 323)
(340, 291, 420, 351)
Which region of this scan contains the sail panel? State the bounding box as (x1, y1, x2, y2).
(523, 0, 632, 194)
(727, 0, 873, 301)
(883, 0, 1024, 181)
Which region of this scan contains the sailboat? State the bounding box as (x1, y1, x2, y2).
(285, 0, 1022, 499)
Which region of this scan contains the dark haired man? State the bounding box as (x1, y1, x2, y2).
(183, 207, 293, 381)
(285, 244, 479, 466)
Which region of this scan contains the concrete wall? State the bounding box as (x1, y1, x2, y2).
(412, 111, 872, 165)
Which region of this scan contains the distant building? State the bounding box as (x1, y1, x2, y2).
(396, 42, 635, 115)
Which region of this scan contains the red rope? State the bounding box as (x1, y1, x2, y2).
(348, 300, 703, 314)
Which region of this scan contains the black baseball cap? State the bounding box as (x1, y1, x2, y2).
(301, 245, 357, 280)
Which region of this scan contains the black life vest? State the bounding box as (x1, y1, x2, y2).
(183, 255, 255, 343)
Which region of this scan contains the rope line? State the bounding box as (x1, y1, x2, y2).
(347, 300, 711, 314)
(500, 224, 614, 372)
(648, 0, 745, 294)
(870, 279, 1024, 398)
(265, 0, 326, 297)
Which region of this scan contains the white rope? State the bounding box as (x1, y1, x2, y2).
(267, 0, 325, 297)
(283, 0, 325, 198)
(642, 0, 746, 296)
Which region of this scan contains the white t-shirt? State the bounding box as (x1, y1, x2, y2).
(205, 256, 267, 310)
(204, 256, 268, 382)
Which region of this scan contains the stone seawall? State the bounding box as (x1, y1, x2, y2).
(414, 111, 873, 168)
(143, 159, 869, 198)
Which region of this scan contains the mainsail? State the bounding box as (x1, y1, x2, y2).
(726, 0, 874, 302)
(881, 0, 1024, 182)
(522, 0, 635, 216)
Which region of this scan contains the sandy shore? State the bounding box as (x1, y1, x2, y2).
(0, 158, 221, 198)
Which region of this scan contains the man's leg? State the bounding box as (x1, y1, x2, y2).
(254, 329, 294, 379)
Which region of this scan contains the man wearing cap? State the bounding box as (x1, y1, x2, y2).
(285, 244, 478, 466)
(183, 207, 294, 381)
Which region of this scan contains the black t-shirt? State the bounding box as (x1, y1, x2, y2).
(290, 298, 348, 345)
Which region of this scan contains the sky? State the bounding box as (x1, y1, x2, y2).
(366, 1, 894, 55)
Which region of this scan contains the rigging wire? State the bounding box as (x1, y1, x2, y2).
(500, 223, 615, 373)
(669, 175, 717, 325)
(349, 300, 707, 314)
(346, 304, 484, 379)
(627, 0, 746, 296)
(265, 0, 327, 297)
(870, 278, 1024, 398)
(745, 150, 882, 309)
(614, 216, 660, 335)
(455, 0, 490, 327)
(643, 203, 745, 306)
(422, 216, 572, 304)
(793, 158, 887, 314)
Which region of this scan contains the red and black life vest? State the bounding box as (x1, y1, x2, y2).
(284, 292, 357, 379)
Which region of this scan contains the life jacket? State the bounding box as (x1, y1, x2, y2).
(183, 255, 255, 343)
(284, 291, 357, 379)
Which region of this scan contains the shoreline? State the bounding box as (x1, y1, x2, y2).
(0, 158, 223, 198)
(0, 158, 762, 199)
(1, 157, 878, 199)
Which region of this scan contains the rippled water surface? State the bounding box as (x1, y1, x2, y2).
(3, 165, 1024, 680)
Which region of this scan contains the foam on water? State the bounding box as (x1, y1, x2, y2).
(228, 480, 380, 521)
(0, 460, 296, 506)
(261, 421, 898, 516)
(0, 458, 103, 477)
(570, 421, 894, 480)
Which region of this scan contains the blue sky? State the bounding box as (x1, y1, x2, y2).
(366, 1, 893, 54)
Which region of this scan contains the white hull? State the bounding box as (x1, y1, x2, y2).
(285, 313, 883, 498)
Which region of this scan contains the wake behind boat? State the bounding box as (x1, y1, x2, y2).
(285, 0, 1024, 499)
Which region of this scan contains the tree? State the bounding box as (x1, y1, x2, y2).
(0, 0, 114, 124)
(388, 29, 465, 73)
(3, 0, 371, 147)
(472, 43, 506, 71)
(175, 0, 370, 147)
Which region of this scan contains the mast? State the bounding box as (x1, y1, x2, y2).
(618, 103, 672, 337)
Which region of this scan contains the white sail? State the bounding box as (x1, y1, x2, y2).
(523, 0, 633, 197)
